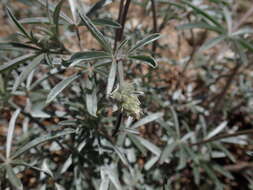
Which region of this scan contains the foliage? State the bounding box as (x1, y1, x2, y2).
(0, 0, 253, 189)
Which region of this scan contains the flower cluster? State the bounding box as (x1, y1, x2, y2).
(111, 82, 142, 118)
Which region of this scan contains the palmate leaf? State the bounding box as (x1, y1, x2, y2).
(66, 51, 111, 67)
(10, 160, 53, 177)
(0, 42, 41, 51)
(0, 74, 4, 93)
(86, 88, 98, 117)
(6, 108, 21, 158)
(6, 164, 23, 190)
(177, 144, 187, 170)
(68, 0, 78, 24)
(0, 53, 36, 73)
(113, 146, 131, 168)
(177, 22, 224, 33)
(70, 51, 112, 62)
(79, 12, 112, 53)
(205, 121, 227, 139)
(19, 17, 51, 24)
(106, 60, 117, 95)
(37, 0, 74, 24)
(134, 135, 161, 156)
(128, 33, 161, 54)
(99, 171, 110, 190)
(232, 28, 253, 36)
(193, 166, 200, 185)
(13, 54, 44, 92)
(41, 160, 54, 177)
(223, 6, 232, 34)
(61, 156, 72, 174)
(170, 106, 180, 137)
(128, 55, 158, 68)
(182, 0, 222, 28)
(46, 73, 81, 104)
(6, 7, 31, 39)
(86, 0, 113, 17)
(199, 35, 226, 52)
(0, 153, 4, 161)
(201, 163, 223, 189)
(131, 112, 163, 129)
(237, 38, 253, 52)
(144, 155, 160, 170)
(53, 0, 65, 35)
(11, 129, 75, 159)
(117, 39, 129, 52)
(214, 143, 236, 163)
(158, 0, 186, 9)
(159, 142, 177, 163)
(235, 40, 248, 65)
(55, 183, 66, 190)
(106, 167, 123, 190)
(91, 18, 121, 28)
(127, 134, 147, 155)
(213, 164, 234, 180)
(183, 144, 199, 164)
(117, 61, 124, 86)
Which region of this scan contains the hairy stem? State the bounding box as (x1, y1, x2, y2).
(151, 0, 158, 54)
(114, 0, 131, 51)
(113, 0, 132, 136)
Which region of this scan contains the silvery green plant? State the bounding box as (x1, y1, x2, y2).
(1, 0, 253, 189)
(0, 0, 162, 189)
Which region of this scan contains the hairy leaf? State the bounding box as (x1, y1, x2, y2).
(6, 164, 23, 190)
(128, 55, 158, 68)
(12, 129, 75, 159)
(128, 33, 161, 54)
(70, 51, 111, 62)
(6, 108, 21, 158)
(7, 7, 31, 39)
(182, 0, 222, 28)
(92, 18, 121, 28)
(79, 12, 112, 52)
(0, 53, 35, 73)
(177, 22, 224, 33)
(106, 60, 116, 95)
(13, 54, 44, 92)
(53, 0, 65, 35)
(200, 35, 226, 52)
(131, 112, 163, 129)
(46, 74, 80, 104)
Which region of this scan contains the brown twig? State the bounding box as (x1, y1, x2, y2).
(118, 0, 131, 42)
(224, 162, 253, 172)
(151, 0, 158, 54)
(114, 0, 125, 51)
(114, 0, 132, 51)
(210, 60, 241, 112)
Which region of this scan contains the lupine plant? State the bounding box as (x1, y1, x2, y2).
(0, 0, 253, 189)
(0, 0, 162, 189)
